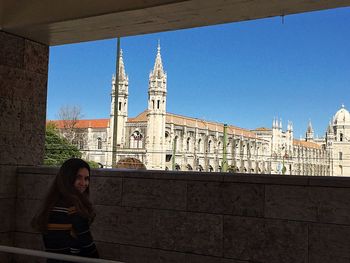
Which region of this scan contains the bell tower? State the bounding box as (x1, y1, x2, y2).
(109, 49, 129, 156)
(145, 42, 167, 169)
(305, 120, 314, 142)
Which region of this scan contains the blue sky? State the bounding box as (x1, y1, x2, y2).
(47, 7, 350, 139)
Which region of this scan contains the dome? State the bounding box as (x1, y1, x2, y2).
(333, 105, 350, 125)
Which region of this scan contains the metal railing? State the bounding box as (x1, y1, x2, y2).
(0, 245, 124, 263)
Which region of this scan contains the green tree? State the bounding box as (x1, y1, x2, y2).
(87, 161, 100, 168)
(44, 123, 82, 166)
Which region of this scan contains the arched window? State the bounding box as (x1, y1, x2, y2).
(186, 137, 191, 151)
(208, 140, 212, 153)
(208, 165, 213, 172)
(340, 133, 343, 142)
(339, 152, 343, 160)
(186, 164, 192, 171)
(198, 139, 202, 152)
(97, 137, 102, 150)
(198, 164, 203, 172)
(130, 130, 143, 148)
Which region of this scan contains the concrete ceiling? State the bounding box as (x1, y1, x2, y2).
(1, 0, 350, 46)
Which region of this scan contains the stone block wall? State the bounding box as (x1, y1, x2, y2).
(14, 167, 350, 263)
(0, 30, 48, 262)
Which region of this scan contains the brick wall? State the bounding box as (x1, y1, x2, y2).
(14, 167, 350, 263)
(0, 30, 48, 262)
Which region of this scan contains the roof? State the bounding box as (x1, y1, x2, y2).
(48, 119, 109, 129)
(128, 110, 263, 140)
(127, 111, 148, 123)
(333, 105, 350, 125)
(2, 1, 350, 45)
(168, 112, 257, 137)
(293, 139, 322, 149)
(253, 127, 272, 132)
(48, 114, 323, 147)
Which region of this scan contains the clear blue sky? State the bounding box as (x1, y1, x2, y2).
(47, 7, 350, 139)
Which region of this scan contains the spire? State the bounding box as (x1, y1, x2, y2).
(118, 49, 127, 81)
(307, 119, 314, 133)
(279, 118, 282, 130)
(327, 120, 334, 134)
(150, 41, 165, 79)
(306, 119, 314, 141)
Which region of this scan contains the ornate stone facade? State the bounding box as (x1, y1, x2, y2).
(52, 45, 349, 176)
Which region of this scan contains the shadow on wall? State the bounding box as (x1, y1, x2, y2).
(12, 166, 350, 263)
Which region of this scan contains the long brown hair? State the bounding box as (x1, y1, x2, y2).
(32, 158, 95, 232)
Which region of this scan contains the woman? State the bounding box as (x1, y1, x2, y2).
(32, 158, 99, 262)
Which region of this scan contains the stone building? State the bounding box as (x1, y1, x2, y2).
(51, 44, 348, 176)
(324, 105, 350, 176)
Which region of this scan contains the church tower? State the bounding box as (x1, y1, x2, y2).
(145, 43, 167, 169)
(326, 121, 335, 145)
(109, 50, 129, 151)
(305, 120, 314, 142)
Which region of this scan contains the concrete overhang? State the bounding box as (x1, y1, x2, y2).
(1, 0, 350, 46)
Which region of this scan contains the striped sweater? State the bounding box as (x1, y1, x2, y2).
(43, 201, 99, 263)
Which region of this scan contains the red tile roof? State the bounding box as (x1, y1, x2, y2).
(253, 127, 271, 131)
(127, 110, 263, 140)
(293, 139, 321, 149)
(48, 119, 109, 129)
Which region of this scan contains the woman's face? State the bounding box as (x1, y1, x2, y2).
(74, 167, 90, 193)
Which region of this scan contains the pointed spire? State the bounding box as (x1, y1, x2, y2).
(273, 117, 278, 129)
(279, 118, 282, 130)
(327, 120, 334, 134)
(118, 49, 127, 81)
(307, 119, 314, 133)
(150, 41, 165, 79)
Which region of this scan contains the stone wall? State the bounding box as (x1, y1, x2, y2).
(0, 31, 48, 262)
(14, 167, 350, 263)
